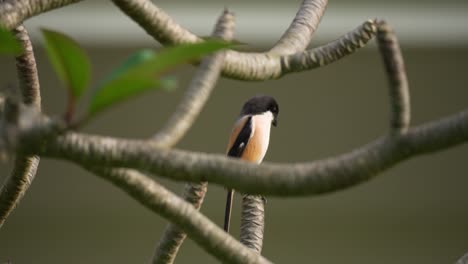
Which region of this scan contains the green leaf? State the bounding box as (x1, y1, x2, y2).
(101, 49, 156, 84)
(88, 40, 231, 116)
(41, 28, 91, 99)
(0, 27, 21, 55)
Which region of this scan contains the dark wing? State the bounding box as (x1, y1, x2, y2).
(227, 116, 253, 158)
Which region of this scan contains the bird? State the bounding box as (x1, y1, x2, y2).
(223, 95, 279, 233)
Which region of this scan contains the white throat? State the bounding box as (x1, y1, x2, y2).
(251, 111, 274, 163)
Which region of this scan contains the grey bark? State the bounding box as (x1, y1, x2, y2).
(0, 25, 41, 228)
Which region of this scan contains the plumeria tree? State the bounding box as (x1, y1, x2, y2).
(0, 0, 467, 263)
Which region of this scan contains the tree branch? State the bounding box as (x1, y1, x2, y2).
(152, 182, 207, 264)
(151, 9, 234, 264)
(269, 0, 328, 54)
(112, 0, 345, 80)
(281, 19, 377, 75)
(86, 167, 271, 264)
(0, 0, 82, 29)
(240, 195, 265, 253)
(151, 9, 234, 148)
(0, 25, 41, 228)
(32, 109, 468, 196)
(377, 20, 410, 133)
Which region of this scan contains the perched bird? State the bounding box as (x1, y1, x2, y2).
(223, 95, 279, 233)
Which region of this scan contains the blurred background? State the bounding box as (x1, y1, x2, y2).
(1, 0, 468, 263)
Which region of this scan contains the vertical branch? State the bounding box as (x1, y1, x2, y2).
(13, 25, 41, 109)
(240, 195, 265, 253)
(0, 25, 41, 228)
(376, 20, 410, 133)
(151, 9, 235, 264)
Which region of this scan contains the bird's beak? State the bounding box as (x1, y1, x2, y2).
(272, 117, 278, 127)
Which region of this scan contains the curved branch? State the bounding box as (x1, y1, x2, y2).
(13, 26, 41, 109)
(112, 0, 326, 55)
(240, 195, 265, 253)
(151, 9, 234, 264)
(152, 182, 207, 264)
(0, 154, 39, 227)
(151, 9, 234, 147)
(112, 0, 333, 80)
(377, 20, 410, 133)
(0, 0, 82, 29)
(37, 109, 468, 196)
(281, 19, 377, 75)
(87, 167, 271, 264)
(269, 0, 328, 54)
(0, 25, 41, 228)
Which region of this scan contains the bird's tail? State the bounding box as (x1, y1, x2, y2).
(223, 189, 234, 232)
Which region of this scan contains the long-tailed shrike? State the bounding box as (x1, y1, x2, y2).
(223, 95, 279, 233)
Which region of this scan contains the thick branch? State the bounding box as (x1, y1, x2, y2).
(37, 109, 468, 196)
(87, 167, 271, 264)
(151, 9, 234, 264)
(377, 20, 410, 133)
(0, 0, 82, 29)
(0, 25, 41, 228)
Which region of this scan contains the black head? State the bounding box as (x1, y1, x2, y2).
(240, 95, 279, 126)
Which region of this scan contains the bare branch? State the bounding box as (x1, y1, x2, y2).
(34, 109, 468, 196)
(13, 25, 41, 109)
(0, 154, 39, 227)
(281, 19, 377, 75)
(240, 195, 265, 253)
(152, 182, 207, 264)
(112, 0, 326, 55)
(151, 9, 234, 264)
(151, 9, 234, 147)
(377, 20, 410, 133)
(86, 167, 271, 264)
(0, 0, 82, 29)
(0, 25, 41, 228)
(112, 0, 335, 80)
(269, 0, 328, 54)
